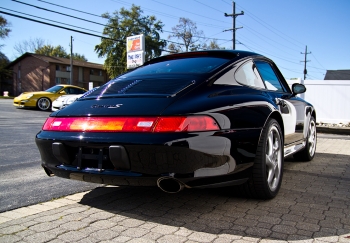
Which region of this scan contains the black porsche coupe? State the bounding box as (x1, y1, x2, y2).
(35, 50, 317, 199)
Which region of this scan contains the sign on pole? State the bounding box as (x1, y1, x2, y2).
(126, 34, 145, 69)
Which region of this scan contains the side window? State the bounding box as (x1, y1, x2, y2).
(235, 61, 265, 89)
(72, 88, 86, 94)
(255, 61, 285, 92)
(214, 68, 236, 85)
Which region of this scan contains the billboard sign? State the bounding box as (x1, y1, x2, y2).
(127, 51, 145, 69)
(126, 34, 145, 69)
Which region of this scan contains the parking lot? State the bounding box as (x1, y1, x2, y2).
(0, 134, 349, 242)
(0, 99, 103, 213)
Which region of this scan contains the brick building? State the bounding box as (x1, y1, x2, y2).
(7, 53, 108, 96)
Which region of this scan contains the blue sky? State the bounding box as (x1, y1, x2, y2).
(1, 0, 349, 80)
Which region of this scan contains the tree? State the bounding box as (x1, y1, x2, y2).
(0, 15, 11, 95)
(0, 15, 11, 41)
(35, 45, 69, 58)
(71, 53, 88, 62)
(167, 18, 207, 53)
(95, 5, 166, 78)
(203, 39, 226, 50)
(13, 37, 47, 56)
(14, 38, 87, 61)
(0, 51, 11, 91)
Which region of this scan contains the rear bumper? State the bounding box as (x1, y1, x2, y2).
(35, 129, 260, 188)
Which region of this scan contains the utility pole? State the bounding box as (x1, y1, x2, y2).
(224, 1, 244, 50)
(70, 36, 73, 84)
(301, 45, 311, 80)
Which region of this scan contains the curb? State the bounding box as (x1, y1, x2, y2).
(316, 126, 350, 135)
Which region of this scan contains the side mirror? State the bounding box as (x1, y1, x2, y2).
(59, 91, 66, 94)
(292, 83, 306, 95)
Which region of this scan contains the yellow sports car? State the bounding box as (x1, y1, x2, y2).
(13, 85, 87, 111)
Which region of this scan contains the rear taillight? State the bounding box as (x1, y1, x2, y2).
(42, 116, 220, 132)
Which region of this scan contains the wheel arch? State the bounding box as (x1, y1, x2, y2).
(311, 109, 316, 122)
(265, 111, 284, 143)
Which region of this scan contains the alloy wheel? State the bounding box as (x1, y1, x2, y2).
(265, 125, 282, 192)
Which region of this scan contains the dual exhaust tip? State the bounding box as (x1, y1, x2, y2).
(157, 177, 186, 193)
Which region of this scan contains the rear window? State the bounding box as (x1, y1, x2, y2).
(84, 78, 195, 97)
(124, 57, 230, 76)
(83, 57, 232, 98)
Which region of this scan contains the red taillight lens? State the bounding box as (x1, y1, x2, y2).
(42, 116, 220, 132)
(154, 116, 219, 132)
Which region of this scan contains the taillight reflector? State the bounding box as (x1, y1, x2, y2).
(42, 116, 219, 132)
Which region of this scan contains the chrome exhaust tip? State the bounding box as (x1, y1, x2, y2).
(157, 177, 185, 193)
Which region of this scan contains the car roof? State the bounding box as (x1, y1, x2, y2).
(144, 50, 262, 65)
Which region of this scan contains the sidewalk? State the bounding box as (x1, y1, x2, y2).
(1, 136, 350, 242)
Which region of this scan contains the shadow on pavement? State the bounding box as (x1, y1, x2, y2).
(78, 152, 350, 241)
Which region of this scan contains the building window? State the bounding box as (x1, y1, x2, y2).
(18, 70, 21, 79)
(56, 65, 60, 71)
(55, 77, 61, 84)
(90, 69, 94, 75)
(66, 66, 71, 72)
(67, 78, 71, 84)
(99, 70, 103, 76)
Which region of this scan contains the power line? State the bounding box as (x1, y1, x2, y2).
(235, 2, 305, 48)
(192, 0, 223, 14)
(163, 30, 230, 42)
(0, 7, 102, 34)
(12, 0, 106, 26)
(151, 0, 231, 25)
(241, 23, 301, 53)
(1, 10, 189, 48)
(37, 0, 103, 18)
(237, 34, 300, 62)
(14, 0, 233, 43)
(0, 10, 118, 41)
(110, 0, 229, 29)
(311, 53, 326, 70)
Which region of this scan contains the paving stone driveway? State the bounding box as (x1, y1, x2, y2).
(0, 137, 349, 243)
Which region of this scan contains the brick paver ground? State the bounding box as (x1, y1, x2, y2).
(0, 137, 349, 242)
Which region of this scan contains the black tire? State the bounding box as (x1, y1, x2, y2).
(37, 97, 51, 111)
(293, 116, 317, 161)
(244, 118, 284, 199)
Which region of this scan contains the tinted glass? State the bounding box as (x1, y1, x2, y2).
(85, 78, 196, 97)
(65, 88, 86, 94)
(124, 57, 230, 76)
(46, 85, 63, 93)
(84, 57, 231, 98)
(255, 61, 285, 92)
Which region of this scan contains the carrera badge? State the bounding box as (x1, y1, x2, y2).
(91, 104, 123, 108)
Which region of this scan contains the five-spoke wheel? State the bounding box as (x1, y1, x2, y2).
(243, 118, 283, 199)
(293, 116, 317, 161)
(37, 97, 51, 111)
(265, 124, 283, 192)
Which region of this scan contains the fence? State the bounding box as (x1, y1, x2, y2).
(286, 79, 350, 124)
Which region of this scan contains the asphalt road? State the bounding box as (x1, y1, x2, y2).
(0, 99, 103, 213)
